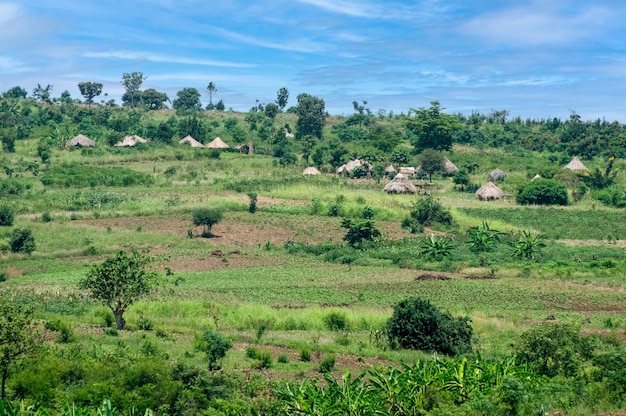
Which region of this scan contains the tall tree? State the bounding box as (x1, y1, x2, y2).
(141, 88, 169, 110)
(79, 249, 159, 330)
(77, 81, 103, 108)
(296, 93, 325, 141)
(3, 86, 27, 99)
(121, 72, 146, 108)
(276, 87, 289, 111)
(418, 148, 445, 183)
(0, 297, 41, 399)
(206, 82, 217, 109)
(173, 87, 202, 114)
(406, 101, 459, 153)
(32, 83, 53, 103)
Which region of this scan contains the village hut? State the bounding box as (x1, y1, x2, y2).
(114, 135, 148, 147)
(488, 168, 506, 182)
(399, 166, 416, 176)
(285, 130, 295, 138)
(383, 173, 418, 194)
(564, 156, 589, 171)
(303, 166, 321, 175)
(179, 135, 204, 148)
(531, 173, 541, 181)
(384, 165, 397, 177)
(475, 181, 504, 201)
(336, 164, 347, 175)
(66, 134, 95, 148)
(206, 137, 230, 149)
(235, 143, 250, 154)
(443, 157, 459, 174)
(337, 159, 373, 177)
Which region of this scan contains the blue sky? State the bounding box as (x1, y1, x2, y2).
(2, 0, 626, 121)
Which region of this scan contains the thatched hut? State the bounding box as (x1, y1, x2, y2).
(179, 135, 204, 148)
(488, 168, 506, 182)
(443, 157, 458, 174)
(336, 159, 372, 177)
(385, 165, 397, 176)
(67, 134, 95, 147)
(531, 173, 541, 181)
(114, 135, 148, 147)
(383, 173, 418, 194)
(564, 156, 588, 171)
(303, 167, 321, 175)
(475, 181, 504, 201)
(399, 167, 416, 176)
(206, 137, 229, 149)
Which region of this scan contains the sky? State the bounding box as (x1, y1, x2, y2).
(2, 0, 626, 122)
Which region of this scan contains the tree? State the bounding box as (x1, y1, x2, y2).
(276, 87, 289, 111)
(0, 297, 41, 399)
(173, 88, 202, 114)
(0, 204, 13, 226)
(78, 249, 159, 330)
(215, 99, 225, 111)
(77, 82, 103, 108)
(341, 218, 381, 247)
(32, 84, 53, 103)
(296, 93, 325, 141)
(193, 208, 223, 237)
(10, 228, 35, 254)
(418, 148, 445, 183)
(121, 72, 146, 108)
(386, 297, 472, 355)
(201, 330, 232, 370)
(141, 88, 169, 110)
(206, 82, 217, 109)
(3, 86, 27, 99)
(406, 101, 459, 153)
(516, 178, 568, 205)
(264, 102, 279, 119)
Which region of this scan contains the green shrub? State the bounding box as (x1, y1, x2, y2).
(41, 212, 52, 223)
(200, 330, 232, 370)
(408, 198, 454, 227)
(277, 354, 289, 364)
(10, 228, 35, 254)
(319, 354, 336, 373)
(324, 311, 349, 331)
(0, 271, 7, 283)
(192, 208, 223, 237)
(341, 218, 380, 247)
(386, 297, 473, 355)
(515, 323, 593, 378)
(299, 348, 311, 362)
(0, 204, 14, 226)
(516, 178, 568, 205)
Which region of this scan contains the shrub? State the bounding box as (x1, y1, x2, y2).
(247, 192, 258, 213)
(10, 228, 35, 254)
(319, 355, 336, 373)
(408, 198, 454, 227)
(0, 204, 14, 226)
(277, 354, 289, 364)
(41, 212, 52, 223)
(516, 178, 568, 205)
(340, 218, 380, 247)
(324, 311, 349, 331)
(420, 234, 454, 260)
(0, 271, 7, 283)
(515, 323, 594, 378)
(386, 297, 472, 355)
(299, 348, 311, 362)
(201, 330, 232, 370)
(192, 208, 223, 237)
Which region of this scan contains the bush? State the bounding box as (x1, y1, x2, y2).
(192, 208, 223, 237)
(299, 348, 311, 362)
(407, 198, 454, 227)
(201, 330, 232, 370)
(386, 297, 472, 355)
(319, 355, 336, 373)
(516, 178, 568, 206)
(10, 228, 35, 254)
(324, 311, 349, 331)
(515, 323, 594, 378)
(340, 218, 380, 247)
(0, 204, 14, 226)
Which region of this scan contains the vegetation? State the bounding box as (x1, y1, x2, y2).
(516, 178, 569, 205)
(192, 208, 223, 237)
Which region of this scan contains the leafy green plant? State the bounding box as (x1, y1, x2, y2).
(319, 354, 336, 373)
(510, 230, 546, 260)
(467, 221, 503, 253)
(10, 228, 35, 254)
(408, 198, 454, 227)
(201, 330, 232, 370)
(516, 178, 568, 205)
(0, 204, 14, 227)
(341, 218, 380, 247)
(386, 297, 472, 355)
(324, 311, 349, 331)
(192, 208, 223, 237)
(299, 348, 311, 362)
(247, 192, 257, 213)
(420, 234, 454, 260)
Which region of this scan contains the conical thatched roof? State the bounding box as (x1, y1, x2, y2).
(303, 166, 321, 175)
(475, 181, 504, 201)
(179, 135, 204, 148)
(206, 137, 229, 149)
(337, 159, 372, 176)
(67, 134, 95, 147)
(114, 135, 148, 147)
(488, 168, 506, 182)
(399, 167, 416, 176)
(385, 164, 396, 174)
(443, 157, 458, 173)
(384, 173, 418, 194)
(531, 173, 541, 181)
(564, 156, 588, 171)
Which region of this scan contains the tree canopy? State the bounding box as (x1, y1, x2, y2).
(407, 101, 459, 153)
(173, 88, 202, 114)
(77, 82, 103, 108)
(121, 72, 146, 108)
(296, 93, 325, 140)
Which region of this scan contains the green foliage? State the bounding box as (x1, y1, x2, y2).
(401, 217, 424, 234)
(323, 311, 349, 331)
(467, 221, 503, 253)
(247, 192, 257, 213)
(579, 157, 618, 190)
(420, 234, 454, 260)
(296, 93, 325, 140)
(192, 208, 223, 237)
(0, 204, 13, 226)
(362, 205, 374, 219)
(246, 348, 273, 369)
(78, 249, 159, 330)
(386, 297, 472, 355)
(408, 198, 454, 227)
(515, 323, 593, 378)
(10, 228, 35, 254)
(201, 330, 232, 370)
(41, 164, 154, 188)
(340, 218, 381, 247)
(593, 185, 626, 207)
(319, 355, 336, 373)
(407, 101, 459, 153)
(510, 230, 546, 260)
(516, 178, 568, 205)
(299, 348, 311, 362)
(418, 148, 446, 182)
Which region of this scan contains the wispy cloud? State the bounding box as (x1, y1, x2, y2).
(211, 26, 328, 54)
(82, 51, 256, 68)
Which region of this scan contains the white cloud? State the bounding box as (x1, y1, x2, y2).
(82, 51, 256, 68)
(211, 26, 328, 53)
(0, 2, 21, 26)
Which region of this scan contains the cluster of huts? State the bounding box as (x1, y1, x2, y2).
(65, 134, 248, 151)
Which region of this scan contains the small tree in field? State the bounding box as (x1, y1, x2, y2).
(193, 208, 223, 237)
(341, 218, 381, 247)
(79, 249, 159, 330)
(0, 297, 41, 399)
